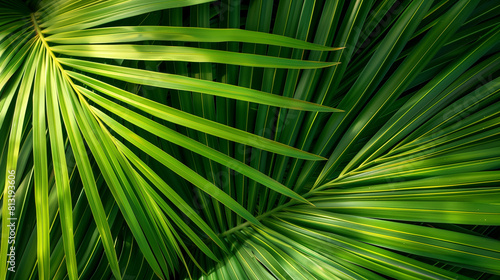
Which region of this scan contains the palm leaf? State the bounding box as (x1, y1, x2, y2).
(1, 0, 499, 279)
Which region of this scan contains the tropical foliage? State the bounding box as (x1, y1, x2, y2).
(1, 0, 499, 279)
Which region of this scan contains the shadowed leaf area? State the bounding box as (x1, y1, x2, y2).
(1, 0, 499, 279)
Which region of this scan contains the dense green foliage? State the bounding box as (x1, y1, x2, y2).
(1, 0, 499, 279)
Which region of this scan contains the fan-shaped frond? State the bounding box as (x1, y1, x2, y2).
(1, 0, 499, 279)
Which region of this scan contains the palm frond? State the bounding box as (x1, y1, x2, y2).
(1, 0, 499, 279)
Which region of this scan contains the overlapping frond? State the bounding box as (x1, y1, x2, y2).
(1, 0, 499, 279)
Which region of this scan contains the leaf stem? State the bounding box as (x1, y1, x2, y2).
(31, 13, 85, 100)
(217, 190, 318, 238)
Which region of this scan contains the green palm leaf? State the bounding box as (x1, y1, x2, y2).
(1, 0, 499, 279)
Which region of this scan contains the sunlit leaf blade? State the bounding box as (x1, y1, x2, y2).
(264, 218, 472, 280)
(85, 111, 180, 276)
(344, 26, 500, 174)
(44, 26, 342, 51)
(59, 59, 341, 113)
(307, 201, 500, 225)
(52, 66, 124, 280)
(316, 0, 479, 186)
(90, 101, 308, 204)
(113, 139, 223, 260)
(1, 41, 39, 279)
(65, 78, 178, 276)
(51, 44, 339, 69)
(278, 208, 500, 273)
(289, 0, 435, 194)
(0, 34, 35, 93)
(89, 107, 260, 226)
(45, 55, 79, 280)
(40, 0, 214, 33)
(70, 72, 326, 161)
(33, 46, 51, 280)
